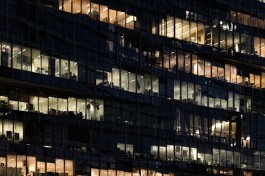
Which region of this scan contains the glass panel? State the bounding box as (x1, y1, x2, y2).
(184, 53, 190, 72)
(261, 38, 265, 57)
(209, 97, 214, 108)
(9, 88, 18, 110)
(254, 37, 261, 57)
(48, 97, 57, 115)
(82, 0, 90, 15)
(167, 16, 174, 38)
(32, 49, 41, 73)
(12, 44, 22, 70)
(128, 72, 136, 92)
(192, 55, 198, 75)
(190, 22, 197, 43)
(212, 65, 217, 78)
(182, 20, 190, 41)
(137, 74, 144, 94)
(190, 147, 197, 161)
(181, 82, 187, 101)
(2, 42, 11, 67)
(262, 73, 265, 88)
(159, 17, 166, 36)
(218, 66, 224, 80)
(91, 3, 99, 20)
(112, 68, 120, 88)
(91, 168, 99, 176)
(39, 96, 48, 114)
(144, 74, 151, 95)
(177, 51, 184, 71)
(234, 94, 240, 112)
(58, 98, 67, 115)
(225, 64, 231, 82)
(163, 47, 170, 69)
(56, 159, 64, 175)
(47, 162, 55, 174)
(41, 54, 49, 75)
(109, 9, 117, 24)
(29, 95, 38, 112)
(151, 145, 158, 159)
(198, 23, 205, 44)
(16, 155, 26, 175)
(169, 48, 176, 69)
(195, 84, 201, 105)
(152, 76, 159, 95)
(231, 66, 237, 83)
(187, 82, 194, 103)
(60, 59, 69, 79)
(87, 99, 104, 121)
(159, 146, 166, 160)
(59, 0, 63, 10)
(197, 59, 204, 76)
(37, 161, 45, 174)
(7, 155, 16, 174)
(96, 99, 104, 121)
(126, 14, 136, 29)
(175, 18, 182, 40)
(182, 146, 189, 161)
(117, 11, 125, 27)
(69, 61, 78, 81)
(68, 97, 76, 115)
(73, 0, 81, 13)
(0, 90, 8, 108)
(64, 0, 72, 13)
(167, 145, 174, 161)
(100, 5, 108, 22)
(54, 58, 60, 77)
(22, 47, 32, 71)
(205, 61, 211, 78)
(121, 70, 128, 91)
(27, 156, 36, 174)
(77, 98, 86, 119)
(255, 75, 261, 88)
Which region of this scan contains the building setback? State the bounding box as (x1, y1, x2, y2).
(0, 0, 265, 175)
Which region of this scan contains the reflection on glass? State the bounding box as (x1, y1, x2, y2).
(22, 47, 31, 71)
(2, 42, 11, 67)
(41, 54, 49, 75)
(12, 44, 22, 70)
(32, 49, 41, 73)
(39, 97, 48, 114)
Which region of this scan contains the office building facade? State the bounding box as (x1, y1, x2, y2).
(0, 0, 265, 175)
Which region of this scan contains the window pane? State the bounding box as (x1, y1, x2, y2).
(39, 96, 48, 114)
(58, 98, 67, 114)
(100, 5, 108, 22)
(64, 0, 72, 13)
(22, 47, 31, 71)
(60, 59, 68, 79)
(109, 9, 117, 24)
(69, 61, 78, 81)
(73, 0, 81, 13)
(77, 98, 86, 119)
(68, 97, 76, 115)
(175, 18, 182, 40)
(41, 54, 49, 75)
(91, 3, 99, 20)
(2, 42, 11, 67)
(167, 16, 174, 38)
(117, 11, 125, 27)
(32, 49, 41, 73)
(12, 44, 22, 70)
(82, 0, 90, 15)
